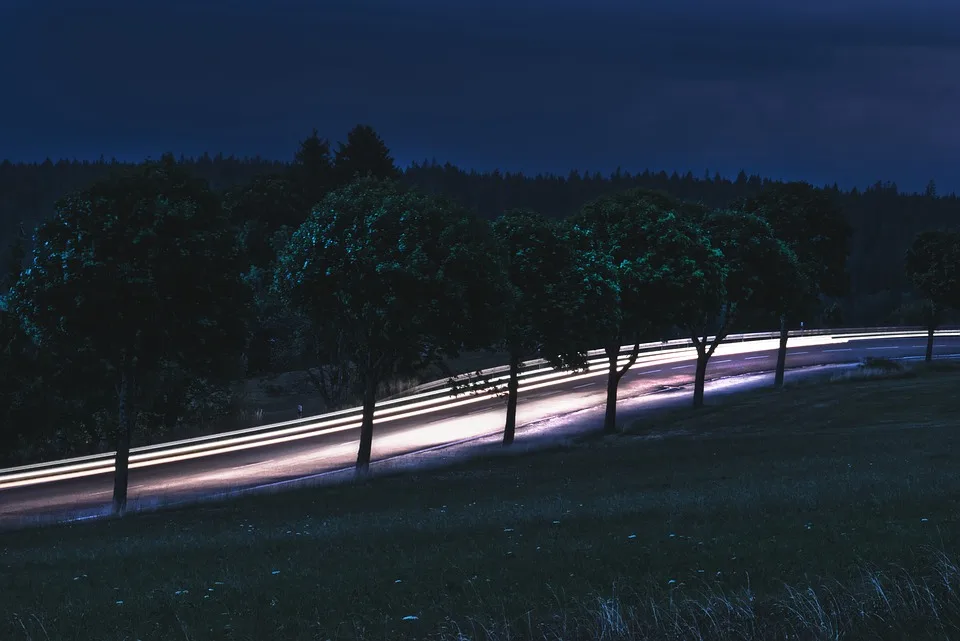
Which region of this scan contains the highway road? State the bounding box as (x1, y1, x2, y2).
(2, 332, 959, 526)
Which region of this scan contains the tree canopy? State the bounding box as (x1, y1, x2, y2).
(905, 229, 960, 361)
(273, 177, 507, 473)
(743, 182, 851, 384)
(332, 125, 401, 187)
(678, 209, 800, 407)
(477, 209, 592, 444)
(568, 189, 720, 431)
(10, 154, 250, 513)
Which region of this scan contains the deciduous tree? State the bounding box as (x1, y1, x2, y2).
(677, 210, 800, 408)
(569, 189, 718, 432)
(10, 155, 250, 515)
(273, 177, 506, 475)
(743, 182, 852, 386)
(466, 209, 592, 446)
(905, 229, 960, 361)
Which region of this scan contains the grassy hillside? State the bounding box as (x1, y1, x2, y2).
(3, 363, 960, 640)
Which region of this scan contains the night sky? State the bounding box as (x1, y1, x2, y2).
(2, 0, 959, 193)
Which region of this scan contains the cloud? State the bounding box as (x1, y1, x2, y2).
(0, 0, 958, 190)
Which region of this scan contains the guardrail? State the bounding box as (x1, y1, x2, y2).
(0, 325, 955, 488)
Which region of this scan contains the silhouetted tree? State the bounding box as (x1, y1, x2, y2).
(332, 125, 401, 187)
(678, 210, 802, 407)
(273, 178, 506, 475)
(10, 155, 250, 515)
(743, 182, 851, 386)
(290, 129, 334, 209)
(479, 210, 591, 445)
(569, 189, 720, 432)
(905, 230, 960, 361)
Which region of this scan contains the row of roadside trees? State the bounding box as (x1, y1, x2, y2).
(4, 126, 954, 517)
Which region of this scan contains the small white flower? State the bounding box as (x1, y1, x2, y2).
(921, 518, 929, 522)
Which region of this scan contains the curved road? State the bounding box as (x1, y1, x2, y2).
(2, 334, 958, 525)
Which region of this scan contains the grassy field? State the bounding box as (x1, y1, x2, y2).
(4, 361, 960, 640)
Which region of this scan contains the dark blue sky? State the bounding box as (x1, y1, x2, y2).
(1, 0, 959, 193)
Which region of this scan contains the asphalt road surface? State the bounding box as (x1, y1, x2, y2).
(2, 335, 958, 525)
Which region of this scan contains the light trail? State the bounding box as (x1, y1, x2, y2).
(1, 327, 958, 492)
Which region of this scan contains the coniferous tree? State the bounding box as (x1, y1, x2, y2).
(332, 124, 401, 187)
(290, 129, 334, 210)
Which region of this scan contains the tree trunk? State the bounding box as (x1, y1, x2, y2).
(502, 351, 521, 446)
(926, 321, 935, 362)
(355, 372, 378, 477)
(693, 348, 708, 409)
(112, 364, 133, 517)
(774, 314, 789, 388)
(603, 345, 619, 434)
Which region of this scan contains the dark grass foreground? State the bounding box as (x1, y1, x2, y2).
(4, 362, 960, 640)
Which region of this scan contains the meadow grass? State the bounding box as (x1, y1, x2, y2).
(4, 361, 960, 640)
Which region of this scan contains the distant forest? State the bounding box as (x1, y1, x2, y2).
(0, 151, 956, 325)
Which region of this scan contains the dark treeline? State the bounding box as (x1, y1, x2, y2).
(2, 124, 959, 517)
(2, 153, 958, 325)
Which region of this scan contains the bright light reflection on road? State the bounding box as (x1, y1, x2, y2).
(2, 330, 959, 491)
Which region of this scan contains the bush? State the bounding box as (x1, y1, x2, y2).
(859, 356, 904, 372)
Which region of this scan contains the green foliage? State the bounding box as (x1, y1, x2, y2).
(6, 155, 250, 489)
(274, 176, 506, 386)
(697, 209, 804, 332)
(905, 229, 960, 320)
(12, 154, 250, 382)
(449, 210, 593, 418)
(566, 188, 726, 428)
(744, 181, 852, 307)
(224, 174, 306, 269)
(1, 223, 26, 292)
(491, 209, 588, 364)
(570, 188, 724, 345)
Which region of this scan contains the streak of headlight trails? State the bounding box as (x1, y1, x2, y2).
(3, 330, 947, 476)
(1, 330, 958, 490)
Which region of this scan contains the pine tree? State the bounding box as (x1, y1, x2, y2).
(332, 124, 400, 187)
(291, 129, 334, 208)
